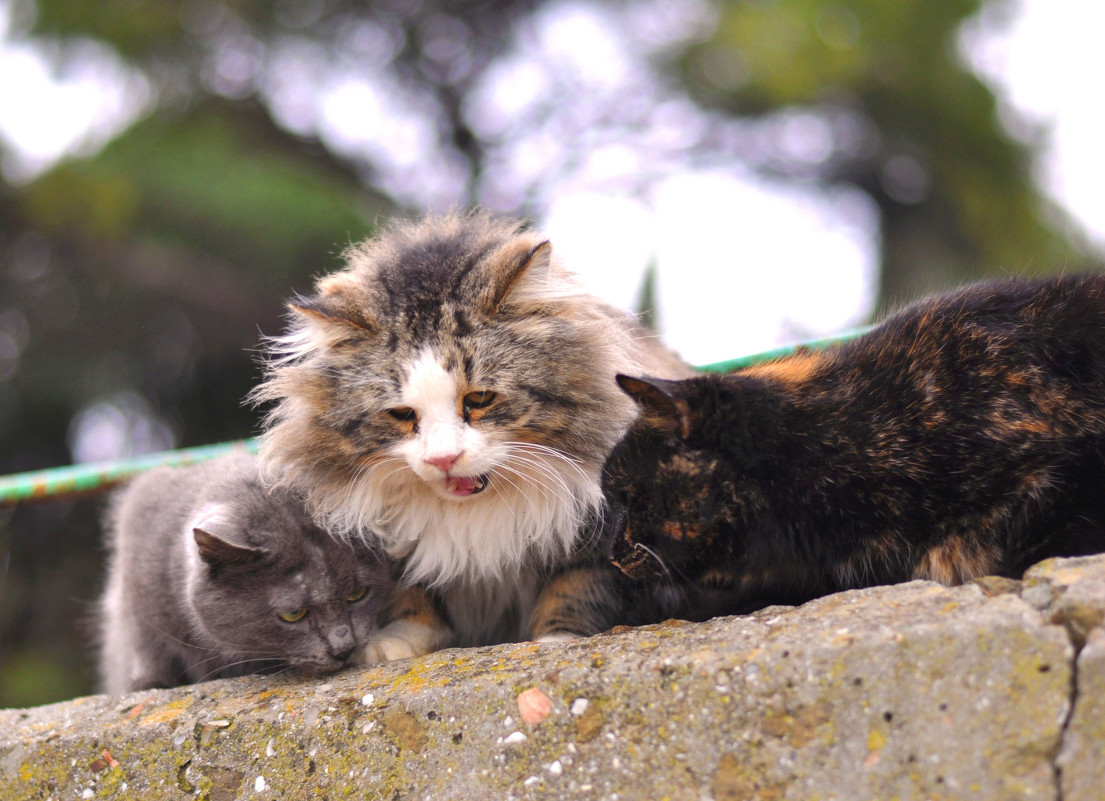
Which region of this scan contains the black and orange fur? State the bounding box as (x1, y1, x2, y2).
(602, 275, 1105, 612)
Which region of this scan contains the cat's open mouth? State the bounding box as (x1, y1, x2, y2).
(444, 473, 489, 497)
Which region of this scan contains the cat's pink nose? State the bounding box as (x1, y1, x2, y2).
(425, 453, 461, 473)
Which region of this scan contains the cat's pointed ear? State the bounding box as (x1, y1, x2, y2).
(479, 238, 553, 313)
(616, 374, 698, 440)
(193, 528, 266, 568)
(290, 293, 375, 334)
(289, 274, 375, 334)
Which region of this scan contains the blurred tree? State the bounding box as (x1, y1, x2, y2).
(674, 0, 1092, 308)
(27, 0, 542, 204)
(634, 260, 660, 331)
(2, 97, 383, 468)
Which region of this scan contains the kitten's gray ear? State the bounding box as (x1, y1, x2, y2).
(479, 239, 552, 313)
(616, 374, 697, 440)
(290, 286, 375, 334)
(193, 528, 266, 567)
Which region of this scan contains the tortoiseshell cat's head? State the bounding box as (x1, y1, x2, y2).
(254, 211, 672, 586)
(601, 374, 778, 586)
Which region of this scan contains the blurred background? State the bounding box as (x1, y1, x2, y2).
(0, 0, 1100, 708)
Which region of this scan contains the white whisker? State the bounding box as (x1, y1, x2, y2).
(634, 543, 674, 581)
(487, 474, 522, 517)
(487, 468, 536, 516)
(505, 450, 574, 487)
(141, 618, 276, 657)
(195, 656, 286, 684)
(507, 441, 591, 475)
(504, 443, 589, 492)
(498, 460, 558, 505)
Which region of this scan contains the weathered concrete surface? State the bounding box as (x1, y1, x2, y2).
(6, 556, 1105, 801)
(1057, 628, 1105, 801)
(1022, 556, 1105, 801)
(1023, 555, 1105, 648)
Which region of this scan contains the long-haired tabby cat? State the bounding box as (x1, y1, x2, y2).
(99, 453, 394, 693)
(253, 210, 692, 656)
(602, 274, 1105, 612)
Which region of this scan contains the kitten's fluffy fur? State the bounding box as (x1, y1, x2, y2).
(603, 275, 1105, 613)
(253, 211, 691, 648)
(98, 453, 393, 694)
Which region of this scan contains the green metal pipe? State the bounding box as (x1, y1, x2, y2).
(0, 326, 872, 507)
(698, 325, 874, 373)
(0, 440, 259, 508)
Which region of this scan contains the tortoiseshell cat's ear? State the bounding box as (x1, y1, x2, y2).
(616, 374, 698, 440)
(476, 238, 553, 314)
(289, 274, 376, 334)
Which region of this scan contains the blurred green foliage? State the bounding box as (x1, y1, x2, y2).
(28, 103, 374, 269)
(30, 0, 185, 60)
(3, 98, 382, 463)
(681, 0, 1090, 306)
(0, 646, 81, 709)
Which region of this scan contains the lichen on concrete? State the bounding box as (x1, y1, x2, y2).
(4, 555, 1105, 800)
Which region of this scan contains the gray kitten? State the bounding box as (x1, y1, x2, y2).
(253, 210, 693, 659)
(98, 453, 393, 694)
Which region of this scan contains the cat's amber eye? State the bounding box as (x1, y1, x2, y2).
(278, 609, 308, 623)
(387, 406, 417, 422)
(463, 390, 497, 410)
(346, 586, 368, 603)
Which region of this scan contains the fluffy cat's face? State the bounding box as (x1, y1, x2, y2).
(370, 341, 574, 505)
(601, 375, 767, 585)
(190, 503, 393, 676)
(255, 212, 638, 584)
(287, 229, 609, 501)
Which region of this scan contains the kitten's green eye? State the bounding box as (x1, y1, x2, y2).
(278, 609, 308, 623)
(346, 586, 368, 603)
(463, 390, 497, 410)
(387, 406, 417, 422)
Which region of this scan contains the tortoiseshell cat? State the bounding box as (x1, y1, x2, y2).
(602, 275, 1105, 612)
(253, 210, 692, 657)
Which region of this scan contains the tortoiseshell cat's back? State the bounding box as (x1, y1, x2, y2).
(603, 275, 1105, 611)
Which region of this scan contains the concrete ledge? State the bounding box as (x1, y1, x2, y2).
(5, 555, 1105, 801)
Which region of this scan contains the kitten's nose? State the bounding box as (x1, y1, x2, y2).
(331, 644, 355, 662)
(328, 626, 356, 661)
(425, 452, 462, 473)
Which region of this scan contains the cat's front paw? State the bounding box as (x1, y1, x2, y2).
(356, 620, 445, 665)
